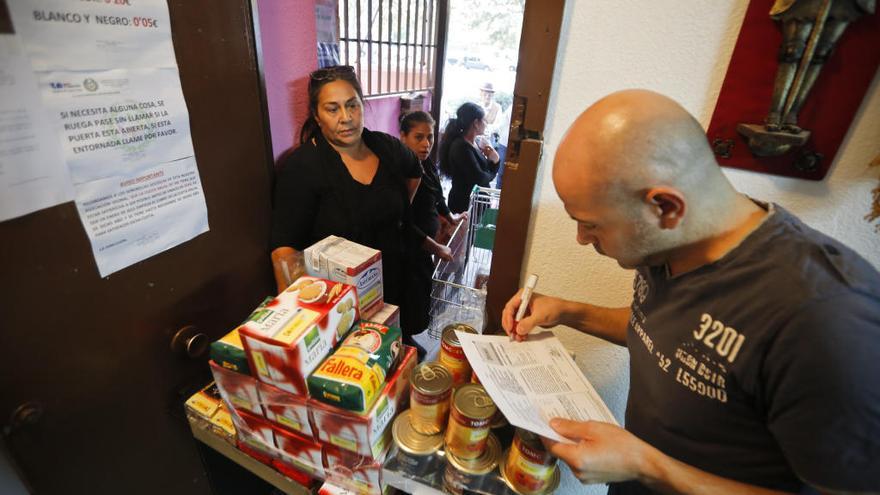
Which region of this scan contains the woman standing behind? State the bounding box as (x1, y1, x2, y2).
(270, 65, 422, 336)
(439, 102, 501, 214)
(399, 111, 467, 335)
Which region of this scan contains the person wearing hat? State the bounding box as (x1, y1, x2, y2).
(479, 82, 502, 133)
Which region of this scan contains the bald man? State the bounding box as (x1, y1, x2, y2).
(502, 90, 880, 494)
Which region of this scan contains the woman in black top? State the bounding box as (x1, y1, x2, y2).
(439, 102, 501, 214)
(270, 65, 422, 335)
(399, 111, 467, 333)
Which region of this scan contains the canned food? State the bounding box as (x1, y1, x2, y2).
(443, 432, 501, 495)
(500, 429, 560, 495)
(392, 410, 444, 477)
(410, 362, 453, 435)
(444, 384, 496, 460)
(439, 324, 477, 387)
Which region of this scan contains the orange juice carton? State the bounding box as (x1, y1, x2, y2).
(210, 360, 263, 417)
(231, 409, 276, 465)
(239, 276, 359, 395)
(260, 381, 314, 438)
(309, 346, 416, 458)
(305, 236, 384, 318)
(273, 425, 325, 479)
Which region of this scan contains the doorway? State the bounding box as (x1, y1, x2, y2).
(421, 0, 525, 353)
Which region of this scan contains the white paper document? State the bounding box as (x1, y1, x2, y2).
(456, 331, 618, 443)
(0, 34, 73, 221)
(7, 0, 176, 71)
(74, 157, 208, 277)
(4, 0, 209, 277)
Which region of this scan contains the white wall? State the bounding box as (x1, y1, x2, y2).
(526, 2, 880, 493)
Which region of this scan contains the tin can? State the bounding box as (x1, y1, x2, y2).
(500, 429, 560, 495)
(443, 432, 501, 495)
(391, 410, 444, 478)
(444, 384, 496, 460)
(410, 362, 453, 435)
(439, 324, 477, 387)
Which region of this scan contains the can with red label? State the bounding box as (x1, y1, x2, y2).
(444, 384, 496, 460)
(500, 428, 560, 495)
(439, 324, 477, 387)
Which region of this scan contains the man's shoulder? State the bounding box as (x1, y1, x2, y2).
(731, 205, 880, 303)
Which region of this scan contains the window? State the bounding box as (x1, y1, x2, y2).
(338, 0, 440, 96)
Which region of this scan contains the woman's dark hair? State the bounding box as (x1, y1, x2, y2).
(438, 102, 484, 177)
(399, 110, 435, 134)
(299, 65, 365, 145)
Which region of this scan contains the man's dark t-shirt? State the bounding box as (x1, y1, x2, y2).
(612, 203, 880, 493)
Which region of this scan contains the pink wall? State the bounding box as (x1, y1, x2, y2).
(255, 0, 318, 162)
(364, 95, 402, 136)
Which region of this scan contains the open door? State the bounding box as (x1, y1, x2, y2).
(485, 0, 566, 330)
(0, 1, 275, 493)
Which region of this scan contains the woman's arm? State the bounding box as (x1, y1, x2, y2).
(450, 140, 499, 188)
(269, 150, 318, 292)
(271, 247, 304, 294)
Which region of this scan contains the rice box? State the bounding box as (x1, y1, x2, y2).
(273, 425, 325, 478)
(307, 322, 402, 413)
(305, 236, 384, 318)
(239, 276, 359, 395)
(210, 360, 263, 417)
(310, 346, 417, 458)
(260, 381, 314, 437)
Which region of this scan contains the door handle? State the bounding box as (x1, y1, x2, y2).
(170, 325, 208, 359)
(3, 401, 43, 494)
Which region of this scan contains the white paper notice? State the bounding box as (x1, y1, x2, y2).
(75, 157, 207, 277)
(456, 331, 618, 443)
(6, 0, 209, 277)
(7, 0, 176, 71)
(0, 34, 73, 221)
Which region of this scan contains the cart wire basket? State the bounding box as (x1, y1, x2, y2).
(427, 186, 501, 340)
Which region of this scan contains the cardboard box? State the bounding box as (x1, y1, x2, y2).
(273, 425, 325, 479)
(231, 410, 276, 465)
(318, 481, 393, 495)
(185, 382, 236, 444)
(239, 277, 359, 395)
(323, 444, 389, 495)
(210, 360, 263, 417)
(309, 346, 416, 458)
(260, 381, 314, 438)
(210, 297, 275, 374)
(272, 459, 318, 488)
(305, 236, 383, 318)
(368, 303, 399, 329)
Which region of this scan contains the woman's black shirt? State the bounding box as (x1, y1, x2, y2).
(270, 129, 422, 311)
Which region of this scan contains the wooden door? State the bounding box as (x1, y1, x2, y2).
(0, 1, 275, 493)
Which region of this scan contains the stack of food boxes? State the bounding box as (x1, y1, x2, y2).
(188, 236, 409, 495)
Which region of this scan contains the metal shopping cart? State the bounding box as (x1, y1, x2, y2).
(427, 186, 501, 339)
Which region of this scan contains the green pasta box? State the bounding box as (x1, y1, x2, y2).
(210, 296, 275, 374)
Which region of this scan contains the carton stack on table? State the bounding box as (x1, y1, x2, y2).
(185, 236, 410, 495)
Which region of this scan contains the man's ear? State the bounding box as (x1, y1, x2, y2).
(645, 187, 686, 229)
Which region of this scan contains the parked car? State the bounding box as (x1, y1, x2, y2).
(462, 56, 490, 70)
